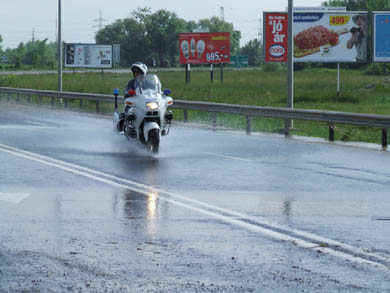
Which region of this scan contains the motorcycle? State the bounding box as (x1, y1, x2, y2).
(113, 74, 173, 154)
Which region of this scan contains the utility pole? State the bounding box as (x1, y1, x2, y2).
(94, 9, 107, 32)
(58, 0, 62, 92)
(258, 18, 262, 40)
(32, 27, 35, 42)
(286, 0, 294, 135)
(220, 7, 224, 21)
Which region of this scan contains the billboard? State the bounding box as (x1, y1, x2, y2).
(230, 55, 249, 67)
(373, 12, 390, 62)
(179, 32, 230, 65)
(293, 12, 368, 62)
(264, 12, 288, 62)
(64, 44, 113, 68)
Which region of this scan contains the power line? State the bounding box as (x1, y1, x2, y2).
(93, 9, 107, 32)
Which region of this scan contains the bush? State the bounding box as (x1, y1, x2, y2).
(365, 63, 390, 75)
(262, 62, 282, 72)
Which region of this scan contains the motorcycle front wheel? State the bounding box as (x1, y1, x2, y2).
(147, 129, 160, 154)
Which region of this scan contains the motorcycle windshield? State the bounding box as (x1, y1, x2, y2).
(135, 74, 162, 94)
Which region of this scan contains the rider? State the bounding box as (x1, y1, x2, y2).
(118, 62, 148, 132)
(125, 62, 148, 92)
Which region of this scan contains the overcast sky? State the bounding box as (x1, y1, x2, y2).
(1, 0, 324, 49)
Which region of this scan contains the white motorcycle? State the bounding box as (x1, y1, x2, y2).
(113, 74, 173, 154)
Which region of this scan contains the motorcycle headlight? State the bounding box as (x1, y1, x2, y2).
(146, 102, 159, 110)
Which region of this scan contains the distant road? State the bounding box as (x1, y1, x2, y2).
(0, 68, 184, 75)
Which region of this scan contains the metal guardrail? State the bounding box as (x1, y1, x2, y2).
(1, 86, 389, 147)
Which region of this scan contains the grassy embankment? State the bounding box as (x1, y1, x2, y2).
(0, 68, 389, 144)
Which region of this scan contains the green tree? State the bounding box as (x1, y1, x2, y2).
(144, 10, 187, 66)
(95, 9, 150, 66)
(240, 39, 263, 67)
(21, 39, 56, 67)
(197, 16, 241, 54)
(0, 35, 3, 53)
(97, 18, 148, 65)
(95, 8, 242, 67)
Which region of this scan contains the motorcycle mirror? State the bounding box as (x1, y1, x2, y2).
(163, 89, 171, 96)
(128, 89, 136, 97)
(113, 88, 119, 95)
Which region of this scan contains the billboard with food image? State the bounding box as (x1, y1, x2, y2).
(179, 32, 230, 65)
(293, 12, 367, 62)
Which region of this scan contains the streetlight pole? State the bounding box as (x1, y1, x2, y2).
(286, 0, 294, 135)
(58, 0, 62, 92)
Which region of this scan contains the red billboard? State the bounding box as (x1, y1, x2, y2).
(179, 32, 230, 64)
(264, 12, 288, 62)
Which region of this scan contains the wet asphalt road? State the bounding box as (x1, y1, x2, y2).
(0, 102, 390, 292)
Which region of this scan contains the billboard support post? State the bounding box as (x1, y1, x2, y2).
(185, 64, 190, 84)
(220, 64, 224, 83)
(286, 0, 294, 136)
(210, 64, 214, 82)
(337, 62, 340, 97)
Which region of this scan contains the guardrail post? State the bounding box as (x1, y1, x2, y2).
(96, 101, 100, 113)
(27, 95, 31, 103)
(284, 120, 290, 137)
(80, 99, 83, 109)
(382, 128, 388, 148)
(183, 109, 188, 123)
(246, 115, 251, 135)
(39, 96, 42, 104)
(51, 97, 54, 106)
(329, 124, 335, 142)
(64, 98, 68, 108)
(212, 112, 217, 128)
(8, 93, 11, 101)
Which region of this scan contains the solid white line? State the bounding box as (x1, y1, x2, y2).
(27, 121, 47, 126)
(204, 152, 254, 162)
(0, 143, 388, 269)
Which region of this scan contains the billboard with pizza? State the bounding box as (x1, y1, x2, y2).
(264, 11, 368, 63)
(293, 12, 368, 62)
(179, 32, 230, 65)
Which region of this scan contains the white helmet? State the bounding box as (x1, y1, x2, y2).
(131, 62, 148, 75)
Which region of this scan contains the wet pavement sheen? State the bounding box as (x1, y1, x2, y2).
(1, 102, 390, 292)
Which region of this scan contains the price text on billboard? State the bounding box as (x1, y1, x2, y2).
(179, 32, 230, 65)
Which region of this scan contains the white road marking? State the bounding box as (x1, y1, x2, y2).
(0, 143, 388, 270)
(27, 121, 47, 126)
(205, 152, 254, 162)
(0, 192, 30, 204)
(0, 125, 51, 130)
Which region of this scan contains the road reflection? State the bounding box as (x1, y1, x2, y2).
(122, 188, 159, 235)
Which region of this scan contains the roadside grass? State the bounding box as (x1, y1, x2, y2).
(0, 68, 389, 144)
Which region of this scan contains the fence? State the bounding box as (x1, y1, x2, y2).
(1, 86, 389, 147)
